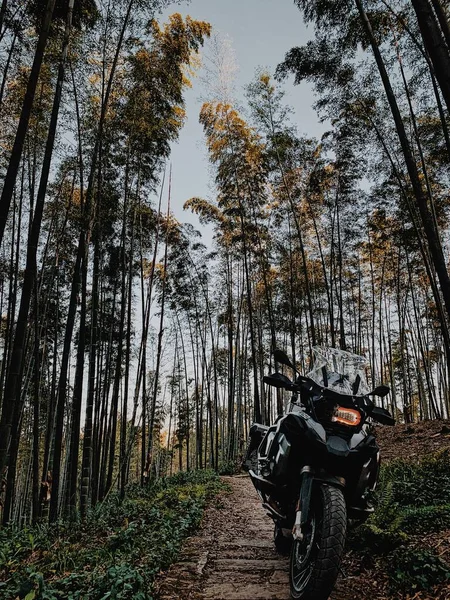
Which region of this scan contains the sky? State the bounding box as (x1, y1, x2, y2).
(158, 0, 328, 235)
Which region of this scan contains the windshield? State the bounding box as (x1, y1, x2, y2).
(306, 347, 369, 396)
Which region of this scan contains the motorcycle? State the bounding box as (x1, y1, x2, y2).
(244, 346, 395, 600)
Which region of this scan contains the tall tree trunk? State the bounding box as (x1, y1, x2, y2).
(120, 209, 135, 498)
(266, 93, 317, 347)
(0, 0, 73, 491)
(0, 30, 17, 108)
(411, 0, 450, 114)
(335, 189, 346, 350)
(145, 183, 171, 475)
(64, 242, 87, 516)
(0, 0, 56, 247)
(105, 158, 130, 494)
(139, 172, 164, 481)
(356, 0, 450, 323)
(39, 264, 59, 520)
(236, 204, 261, 423)
(0, 166, 22, 410)
(430, 0, 450, 48)
(32, 278, 40, 523)
(0, 0, 8, 35)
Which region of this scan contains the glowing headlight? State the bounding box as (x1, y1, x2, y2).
(332, 406, 361, 427)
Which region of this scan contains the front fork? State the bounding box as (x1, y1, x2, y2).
(292, 466, 346, 541)
(292, 466, 314, 541)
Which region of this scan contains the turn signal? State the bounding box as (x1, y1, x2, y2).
(332, 406, 361, 427)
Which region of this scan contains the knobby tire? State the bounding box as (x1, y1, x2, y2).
(289, 483, 346, 600)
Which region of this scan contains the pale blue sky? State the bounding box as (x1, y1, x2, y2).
(159, 0, 327, 233)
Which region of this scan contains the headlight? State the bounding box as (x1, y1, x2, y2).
(332, 406, 361, 427)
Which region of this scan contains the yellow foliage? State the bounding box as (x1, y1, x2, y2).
(260, 72, 271, 86)
(88, 73, 101, 86)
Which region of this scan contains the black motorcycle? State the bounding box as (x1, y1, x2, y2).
(244, 347, 395, 600)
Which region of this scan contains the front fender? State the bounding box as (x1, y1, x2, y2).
(314, 471, 346, 488)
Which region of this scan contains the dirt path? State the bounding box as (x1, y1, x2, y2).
(156, 475, 290, 600)
(156, 475, 367, 600)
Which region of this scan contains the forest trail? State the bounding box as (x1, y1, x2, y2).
(155, 475, 363, 600)
(156, 475, 291, 600)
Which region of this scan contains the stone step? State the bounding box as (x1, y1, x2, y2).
(212, 558, 289, 572)
(218, 538, 274, 548)
(202, 582, 290, 599)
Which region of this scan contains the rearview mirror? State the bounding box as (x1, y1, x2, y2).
(371, 384, 390, 398)
(273, 348, 294, 369)
(371, 406, 395, 426)
(263, 372, 293, 390)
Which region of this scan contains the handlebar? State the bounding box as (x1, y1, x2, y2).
(263, 371, 394, 425)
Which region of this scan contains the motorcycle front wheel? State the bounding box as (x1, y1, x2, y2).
(290, 483, 346, 600)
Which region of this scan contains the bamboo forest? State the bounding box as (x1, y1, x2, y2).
(1, 1, 450, 599)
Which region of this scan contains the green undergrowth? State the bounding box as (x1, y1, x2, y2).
(350, 448, 450, 595)
(0, 470, 229, 600)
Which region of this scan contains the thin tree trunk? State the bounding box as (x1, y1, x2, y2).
(0, 0, 56, 246)
(411, 0, 450, 114)
(356, 0, 450, 323)
(145, 182, 171, 475)
(0, 0, 8, 35)
(0, 0, 73, 491)
(0, 30, 17, 108)
(32, 276, 40, 523)
(120, 208, 135, 497)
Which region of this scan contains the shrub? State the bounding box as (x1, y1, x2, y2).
(218, 460, 240, 475)
(388, 547, 450, 593)
(91, 564, 146, 600)
(400, 504, 450, 534)
(349, 523, 407, 555)
(379, 449, 450, 507)
(349, 449, 450, 597)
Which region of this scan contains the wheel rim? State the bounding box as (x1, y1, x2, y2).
(291, 514, 317, 593)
